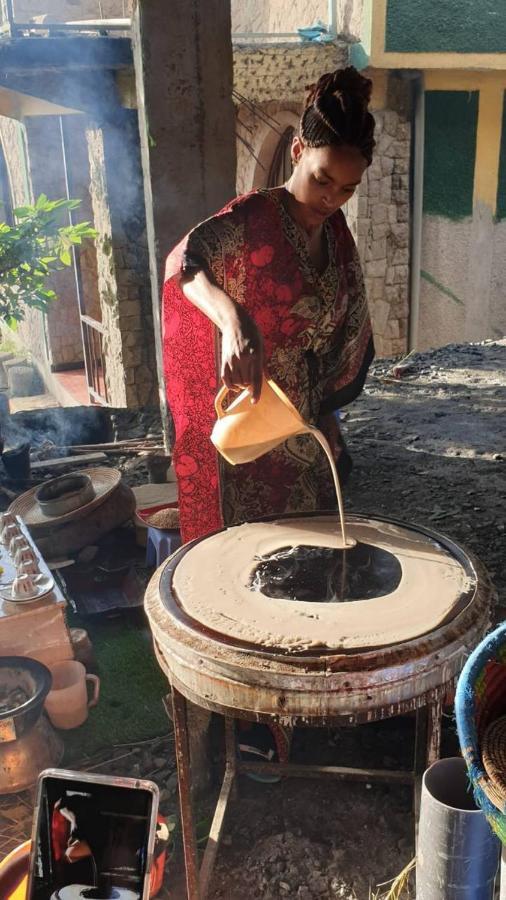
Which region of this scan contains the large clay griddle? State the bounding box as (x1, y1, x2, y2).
(169, 515, 476, 653)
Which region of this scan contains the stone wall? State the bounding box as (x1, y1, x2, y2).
(86, 110, 156, 408)
(234, 42, 346, 105)
(347, 81, 411, 358)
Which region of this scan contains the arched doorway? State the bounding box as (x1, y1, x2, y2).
(267, 126, 295, 187)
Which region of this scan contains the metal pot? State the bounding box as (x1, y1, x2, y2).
(0, 656, 52, 741)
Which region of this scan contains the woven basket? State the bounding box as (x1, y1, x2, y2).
(455, 623, 506, 843)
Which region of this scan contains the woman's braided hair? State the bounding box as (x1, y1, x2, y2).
(300, 67, 375, 165)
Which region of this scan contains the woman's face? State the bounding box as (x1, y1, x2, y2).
(289, 137, 368, 226)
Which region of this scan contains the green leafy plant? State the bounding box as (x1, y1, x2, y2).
(0, 194, 96, 324)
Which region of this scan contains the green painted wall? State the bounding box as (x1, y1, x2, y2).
(423, 91, 478, 219)
(497, 93, 506, 221)
(386, 0, 506, 54)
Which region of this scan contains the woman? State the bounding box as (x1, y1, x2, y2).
(162, 67, 375, 768)
(163, 66, 375, 546)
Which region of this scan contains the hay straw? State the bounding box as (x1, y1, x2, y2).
(369, 858, 416, 900)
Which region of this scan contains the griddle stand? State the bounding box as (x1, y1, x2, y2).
(170, 681, 446, 900)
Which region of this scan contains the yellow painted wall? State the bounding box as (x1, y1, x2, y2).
(369, 0, 506, 70)
(425, 71, 506, 215)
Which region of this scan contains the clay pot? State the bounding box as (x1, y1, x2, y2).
(35, 473, 95, 517)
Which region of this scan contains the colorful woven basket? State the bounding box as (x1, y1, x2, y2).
(455, 623, 506, 843)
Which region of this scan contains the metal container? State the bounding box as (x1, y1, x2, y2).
(417, 757, 500, 899)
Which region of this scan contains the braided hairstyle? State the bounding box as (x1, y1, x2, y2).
(300, 67, 375, 165)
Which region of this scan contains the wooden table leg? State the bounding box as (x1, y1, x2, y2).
(172, 686, 200, 900)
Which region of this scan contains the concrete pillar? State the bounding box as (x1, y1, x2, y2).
(132, 0, 237, 441)
(132, 0, 236, 787)
(86, 109, 157, 408)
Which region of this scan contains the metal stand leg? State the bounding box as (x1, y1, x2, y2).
(199, 717, 237, 898)
(426, 698, 443, 766)
(172, 686, 201, 900)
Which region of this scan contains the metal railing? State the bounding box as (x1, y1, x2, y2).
(81, 315, 108, 405)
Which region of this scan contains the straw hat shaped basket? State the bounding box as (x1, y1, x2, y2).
(455, 622, 506, 842)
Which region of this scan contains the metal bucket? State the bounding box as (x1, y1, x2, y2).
(417, 757, 500, 899)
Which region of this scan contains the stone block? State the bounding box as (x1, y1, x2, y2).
(396, 206, 409, 223)
(358, 197, 369, 217)
(388, 205, 398, 224)
(357, 219, 371, 238)
(368, 179, 380, 200)
(366, 258, 387, 278)
(392, 188, 409, 204)
(393, 157, 409, 175)
(367, 277, 385, 301)
(371, 203, 387, 225)
(372, 223, 388, 240)
(122, 345, 144, 368)
(372, 298, 390, 332)
(393, 265, 409, 284)
(392, 140, 410, 159)
(377, 133, 395, 157)
(385, 284, 401, 303)
(391, 248, 408, 266)
(385, 319, 400, 339)
(381, 157, 394, 176)
(380, 179, 392, 202)
(118, 299, 141, 318)
(371, 238, 387, 260)
(396, 121, 411, 141)
(383, 110, 398, 137)
(391, 223, 409, 246)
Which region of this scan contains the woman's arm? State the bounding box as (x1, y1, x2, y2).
(180, 269, 264, 402)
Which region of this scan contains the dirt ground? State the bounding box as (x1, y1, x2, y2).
(200, 339, 505, 900)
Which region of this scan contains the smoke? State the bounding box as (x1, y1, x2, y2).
(1, 405, 111, 450)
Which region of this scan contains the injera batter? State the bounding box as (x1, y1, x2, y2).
(172, 516, 472, 651)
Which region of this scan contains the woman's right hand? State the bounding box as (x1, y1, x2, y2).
(221, 307, 264, 403)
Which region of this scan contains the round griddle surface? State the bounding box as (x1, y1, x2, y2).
(160, 514, 477, 654)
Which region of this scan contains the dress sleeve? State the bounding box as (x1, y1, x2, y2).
(164, 201, 247, 290)
(318, 216, 375, 414)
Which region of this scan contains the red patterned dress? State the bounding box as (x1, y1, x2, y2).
(162, 189, 374, 545)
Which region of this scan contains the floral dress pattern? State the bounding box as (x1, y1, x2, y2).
(162, 189, 374, 544)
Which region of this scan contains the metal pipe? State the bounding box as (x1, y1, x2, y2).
(408, 72, 425, 350)
(417, 757, 500, 899)
(328, 0, 337, 35)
